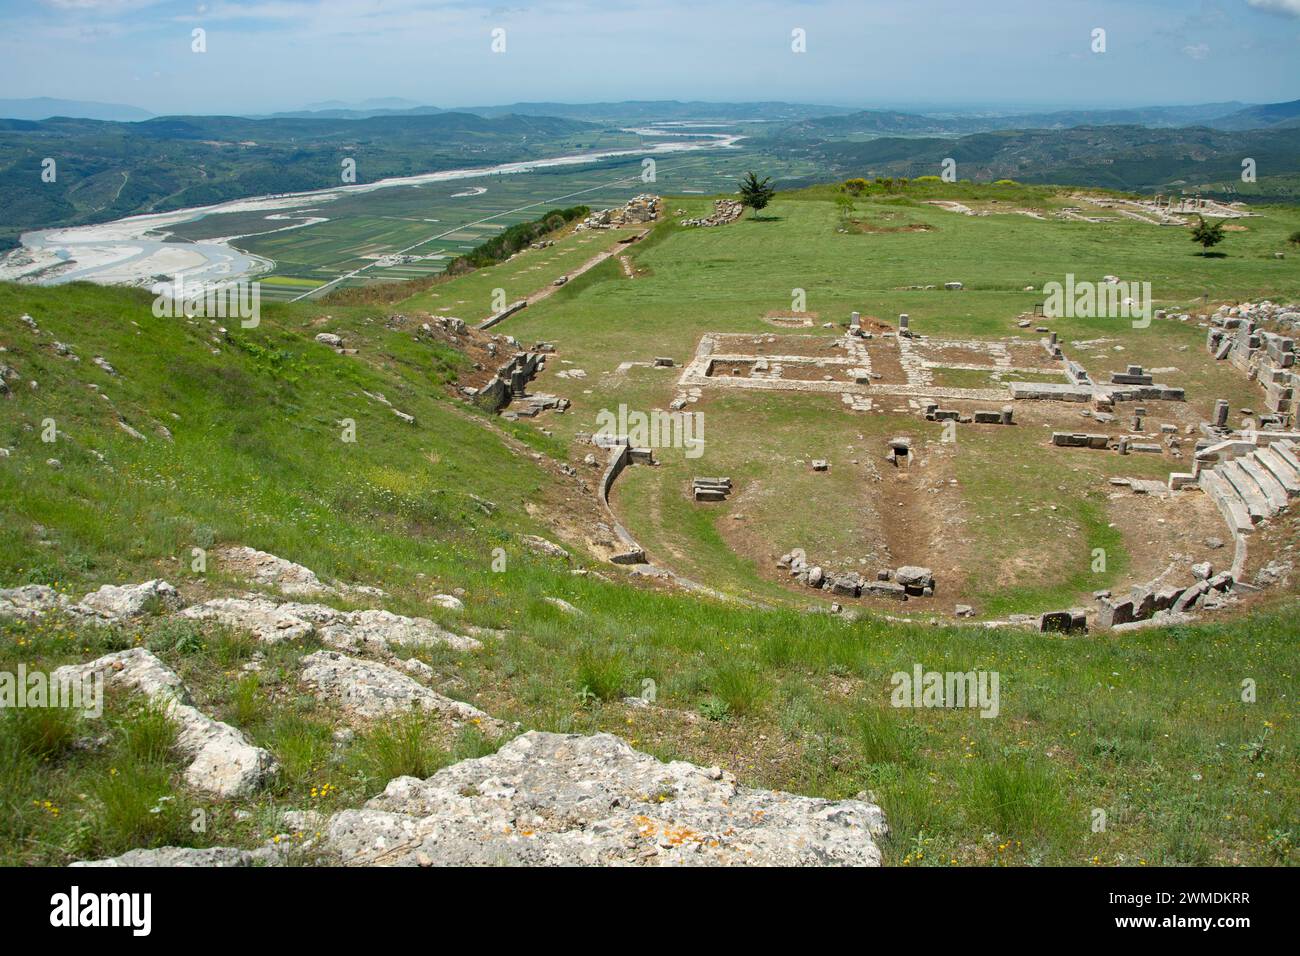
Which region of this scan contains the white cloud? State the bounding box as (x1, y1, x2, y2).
(1246, 0, 1300, 18)
(1182, 42, 1210, 59)
(41, 0, 164, 10)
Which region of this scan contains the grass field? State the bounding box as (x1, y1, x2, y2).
(1, 179, 1297, 866)
(495, 183, 1300, 612)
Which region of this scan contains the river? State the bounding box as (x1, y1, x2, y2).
(0, 133, 741, 290)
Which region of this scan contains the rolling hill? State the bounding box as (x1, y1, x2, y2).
(0, 112, 622, 251)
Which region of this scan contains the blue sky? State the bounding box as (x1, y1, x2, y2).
(1, 0, 1297, 115)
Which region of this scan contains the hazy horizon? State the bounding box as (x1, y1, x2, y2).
(2, 0, 1298, 116)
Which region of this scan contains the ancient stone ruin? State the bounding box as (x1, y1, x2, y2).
(778, 549, 935, 602)
(679, 198, 744, 228)
(577, 194, 661, 231)
(693, 476, 732, 502)
(469, 348, 565, 419)
(1206, 303, 1298, 428)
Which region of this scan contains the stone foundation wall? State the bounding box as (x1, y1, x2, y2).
(472, 351, 544, 413)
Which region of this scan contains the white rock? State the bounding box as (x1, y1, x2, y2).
(75, 579, 183, 621)
(53, 648, 276, 797)
(401, 657, 434, 680)
(180, 599, 480, 652)
(894, 566, 934, 588)
(298, 651, 503, 731)
(316, 609, 481, 653)
(180, 597, 318, 643)
(430, 593, 464, 611)
(217, 546, 335, 596)
(543, 596, 579, 614)
(72, 847, 271, 867)
(323, 731, 886, 866)
(521, 535, 570, 560)
(0, 584, 70, 619)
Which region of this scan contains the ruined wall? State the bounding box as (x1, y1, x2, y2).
(472, 351, 544, 413)
(1207, 314, 1298, 426)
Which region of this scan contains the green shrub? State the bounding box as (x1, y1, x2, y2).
(90, 762, 194, 856)
(229, 674, 266, 728)
(264, 713, 333, 791)
(699, 696, 731, 722)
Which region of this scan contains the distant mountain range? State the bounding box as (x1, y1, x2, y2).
(449, 101, 862, 123)
(0, 98, 154, 122)
(300, 97, 425, 113)
(3, 96, 1298, 132)
(259, 100, 862, 123)
(760, 100, 1300, 138)
(4, 96, 1300, 256)
(261, 98, 1300, 131)
(1208, 99, 1300, 130)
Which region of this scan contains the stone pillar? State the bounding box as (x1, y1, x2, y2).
(898, 313, 909, 331)
(850, 311, 860, 328)
(1118, 436, 1129, 455)
(1048, 331, 1058, 348)
(1214, 399, 1229, 428)
(1000, 405, 1014, 425)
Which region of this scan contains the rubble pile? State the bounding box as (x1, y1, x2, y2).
(680, 199, 744, 228)
(576, 194, 660, 231)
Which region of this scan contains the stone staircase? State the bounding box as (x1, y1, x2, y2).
(1198, 438, 1300, 535)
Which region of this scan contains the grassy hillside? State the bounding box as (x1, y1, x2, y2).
(1, 185, 1297, 866)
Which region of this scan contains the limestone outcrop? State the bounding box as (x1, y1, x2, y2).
(297, 651, 504, 733)
(216, 546, 336, 596)
(323, 731, 886, 866)
(52, 648, 276, 798)
(180, 598, 480, 652)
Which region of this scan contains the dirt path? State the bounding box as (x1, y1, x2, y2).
(523, 230, 648, 307)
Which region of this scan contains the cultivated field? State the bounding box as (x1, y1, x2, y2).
(165, 146, 817, 301)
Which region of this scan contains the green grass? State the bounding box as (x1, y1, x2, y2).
(575, 646, 630, 703)
(2, 181, 1298, 867)
(349, 709, 450, 789)
(495, 185, 1300, 612)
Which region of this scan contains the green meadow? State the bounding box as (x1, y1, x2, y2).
(497, 183, 1300, 608)
(0, 180, 1296, 866)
